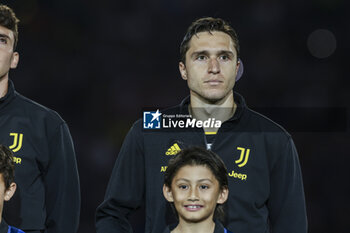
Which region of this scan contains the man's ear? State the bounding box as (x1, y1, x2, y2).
(235, 60, 240, 76)
(217, 187, 229, 204)
(4, 182, 16, 201)
(10, 52, 19, 69)
(163, 184, 174, 202)
(179, 62, 187, 81)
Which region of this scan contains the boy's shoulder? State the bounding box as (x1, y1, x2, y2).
(8, 226, 25, 233)
(213, 220, 233, 233)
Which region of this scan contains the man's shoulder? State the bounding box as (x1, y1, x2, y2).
(14, 92, 65, 125)
(243, 107, 291, 138)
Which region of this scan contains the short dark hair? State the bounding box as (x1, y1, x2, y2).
(180, 17, 240, 63)
(0, 4, 20, 50)
(0, 145, 15, 190)
(164, 146, 228, 221)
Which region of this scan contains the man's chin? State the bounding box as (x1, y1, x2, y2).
(190, 89, 233, 104)
(202, 93, 229, 104)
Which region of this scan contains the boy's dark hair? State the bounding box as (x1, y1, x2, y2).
(180, 17, 240, 63)
(0, 145, 15, 189)
(0, 4, 20, 50)
(164, 146, 228, 221)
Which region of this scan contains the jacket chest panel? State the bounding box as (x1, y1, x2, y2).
(143, 132, 271, 207)
(0, 117, 45, 186)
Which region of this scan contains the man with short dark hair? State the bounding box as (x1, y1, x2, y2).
(0, 4, 80, 233)
(96, 17, 307, 233)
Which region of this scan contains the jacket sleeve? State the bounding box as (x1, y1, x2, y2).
(267, 137, 308, 233)
(44, 123, 80, 233)
(96, 122, 144, 233)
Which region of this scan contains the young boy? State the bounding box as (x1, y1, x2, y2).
(0, 145, 24, 233)
(163, 147, 232, 233)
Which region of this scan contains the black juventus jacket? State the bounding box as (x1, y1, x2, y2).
(0, 80, 80, 233)
(96, 92, 307, 233)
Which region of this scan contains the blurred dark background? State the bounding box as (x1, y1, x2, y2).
(2, 0, 350, 232)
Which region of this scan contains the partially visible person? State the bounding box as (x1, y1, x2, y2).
(163, 147, 231, 233)
(0, 4, 80, 233)
(0, 145, 24, 233)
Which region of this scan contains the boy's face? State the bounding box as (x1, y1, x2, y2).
(163, 165, 228, 224)
(0, 174, 16, 219)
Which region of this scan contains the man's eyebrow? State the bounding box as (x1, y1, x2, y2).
(191, 50, 210, 58)
(191, 50, 235, 58)
(0, 33, 10, 39)
(217, 50, 235, 56)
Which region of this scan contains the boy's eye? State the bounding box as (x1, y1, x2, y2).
(199, 185, 209, 190)
(178, 185, 188, 190)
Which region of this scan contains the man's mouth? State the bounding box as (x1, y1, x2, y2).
(204, 80, 223, 85)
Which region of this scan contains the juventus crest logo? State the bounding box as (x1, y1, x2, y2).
(9, 133, 23, 152)
(235, 147, 250, 167)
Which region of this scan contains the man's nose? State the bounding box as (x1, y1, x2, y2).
(208, 58, 220, 74)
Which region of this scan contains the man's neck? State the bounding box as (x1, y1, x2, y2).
(172, 218, 215, 233)
(0, 76, 9, 98)
(189, 91, 237, 132)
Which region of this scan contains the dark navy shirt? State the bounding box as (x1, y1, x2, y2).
(162, 220, 232, 233)
(0, 219, 25, 233)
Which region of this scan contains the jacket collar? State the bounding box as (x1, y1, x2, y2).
(0, 79, 16, 111)
(0, 218, 9, 233)
(163, 219, 228, 233)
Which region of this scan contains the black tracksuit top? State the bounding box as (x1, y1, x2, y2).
(0, 80, 80, 233)
(96, 93, 307, 233)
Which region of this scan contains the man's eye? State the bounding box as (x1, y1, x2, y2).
(219, 55, 229, 60)
(197, 55, 207, 61)
(0, 38, 7, 44)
